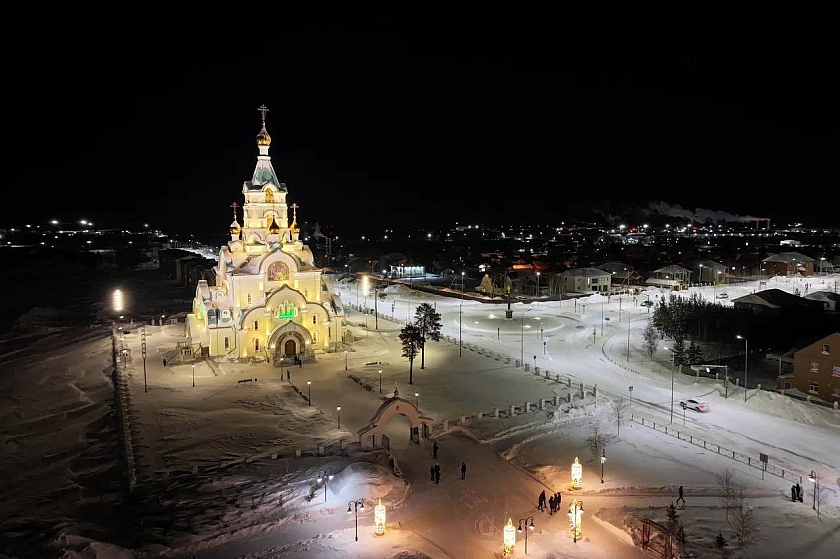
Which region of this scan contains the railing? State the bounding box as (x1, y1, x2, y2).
(630, 414, 802, 484)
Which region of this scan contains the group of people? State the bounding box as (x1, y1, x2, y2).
(537, 490, 563, 514)
(791, 482, 804, 502)
(430, 441, 467, 484)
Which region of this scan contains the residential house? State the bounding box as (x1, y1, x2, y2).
(557, 268, 612, 294)
(780, 332, 840, 404)
(598, 261, 643, 287)
(689, 259, 728, 284)
(646, 265, 691, 290)
(804, 291, 840, 312)
(475, 273, 506, 297)
(732, 288, 824, 316)
(762, 251, 815, 277)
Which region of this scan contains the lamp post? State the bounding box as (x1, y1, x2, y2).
(346, 498, 365, 541)
(460, 271, 464, 357)
(626, 315, 631, 362)
(307, 380, 312, 406)
(141, 324, 147, 393)
(664, 346, 676, 423)
(536, 271, 540, 301)
(568, 498, 584, 543)
(644, 293, 650, 313)
(808, 470, 820, 516)
(345, 350, 348, 371)
(336, 406, 341, 429)
(378, 369, 382, 393)
(737, 335, 748, 402)
(415, 392, 420, 412)
(192, 364, 195, 388)
(517, 516, 535, 555)
(600, 449, 606, 483)
(317, 468, 334, 503)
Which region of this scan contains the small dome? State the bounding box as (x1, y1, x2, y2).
(267, 215, 280, 234)
(290, 217, 299, 235)
(256, 124, 271, 147)
(229, 220, 241, 234)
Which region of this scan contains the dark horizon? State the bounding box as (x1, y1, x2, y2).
(8, 41, 838, 237)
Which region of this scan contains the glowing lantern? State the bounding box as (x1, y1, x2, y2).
(571, 456, 582, 490)
(112, 289, 124, 313)
(503, 518, 516, 556)
(374, 499, 386, 536)
(568, 498, 584, 541)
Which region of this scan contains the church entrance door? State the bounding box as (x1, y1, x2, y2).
(284, 339, 296, 356)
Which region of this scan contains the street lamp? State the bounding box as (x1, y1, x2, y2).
(345, 350, 348, 371)
(317, 468, 334, 503)
(535, 271, 540, 301)
(192, 364, 195, 388)
(337, 406, 341, 429)
(307, 380, 312, 406)
(737, 335, 748, 402)
(415, 392, 420, 412)
(346, 498, 365, 541)
(601, 449, 606, 483)
(808, 470, 820, 515)
(378, 369, 382, 393)
(517, 516, 535, 555)
(568, 498, 584, 542)
(460, 271, 465, 357)
(664, 346, 676, 423)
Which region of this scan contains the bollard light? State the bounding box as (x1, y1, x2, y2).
(571, 456, 582, 490)
(503, 518, 516, 556)
(568, 498, 584, 542)
(374, 498, 386, 536)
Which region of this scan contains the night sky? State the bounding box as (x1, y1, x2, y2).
(9, 34, 837, 238)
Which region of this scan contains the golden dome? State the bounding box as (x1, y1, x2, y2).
(267, 215, 280, 234)
(256, 124, 271, 147)
(290, 217, 299, 235)
(229, 220, 241, 234)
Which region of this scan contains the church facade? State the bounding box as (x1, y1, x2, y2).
(185, 106, 346, 363)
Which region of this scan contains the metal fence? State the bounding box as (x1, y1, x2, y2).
(630, 415, 802, 484)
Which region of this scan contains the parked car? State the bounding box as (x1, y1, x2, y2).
(680, 399, 710, 412)
(641, 300, 654, 307)
(715, 292, 729, 299)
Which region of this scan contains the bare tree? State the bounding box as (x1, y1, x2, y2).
(728, 485, 758, 548)
(716, 468, 736, 522)
(610, 397, 630, 436)
(584, 421, 614, 460)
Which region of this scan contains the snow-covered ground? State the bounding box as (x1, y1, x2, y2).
(2, 268, 838, 558)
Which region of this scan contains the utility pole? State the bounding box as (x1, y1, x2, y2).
(374, 280, 379, 330)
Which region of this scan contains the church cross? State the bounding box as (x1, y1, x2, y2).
(230, 202, 239, 220)
(258, 104, 269, 124)
(290, 202, 298, 219)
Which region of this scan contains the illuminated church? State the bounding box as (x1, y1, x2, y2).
(185, 105, 346, 363)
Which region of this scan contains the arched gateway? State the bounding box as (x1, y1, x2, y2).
(358, 385, 434, 449)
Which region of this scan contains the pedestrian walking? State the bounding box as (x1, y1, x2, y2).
(298, 358, 302, 368)
(434, 464, 440, 485)
(677, 485, 685, 506)
(791, 485, 797, 502)
(163, 358, 167, 367)
(431, 466, 435, 482)
(796, 483, 803, 502)
(286, 370, 290, 381)
(461, 461, 467, 480)
(548, 494, 555, 515)
(538, 490, 546, 511)
(555, 493, 561, 510)
(433, 441, 438, 459)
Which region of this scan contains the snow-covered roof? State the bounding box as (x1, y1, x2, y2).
(732, 288, 824, 310)
(762, 251, 815, 263)
(562, 267, 611, 278)
(653, 265, 691, 275)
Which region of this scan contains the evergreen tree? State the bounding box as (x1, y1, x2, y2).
(687, 339, 703, 365)
(672, 337, 687, 369)
(399, 324, 422, 384)
(643, 322, 659, 358)
(414, 302, 442, 369)
(666, 502, 679, 528)
(714, 533, 727, 548)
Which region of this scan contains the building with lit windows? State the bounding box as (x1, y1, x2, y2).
(185, 106, 346, 363)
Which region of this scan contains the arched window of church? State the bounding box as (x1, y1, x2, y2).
(254, 320, 259, 331)
(224, 337, 230, 351)
(312, 315, 317, 325)
(265, 189, 274, 203)
(254, 338, 260, 352)
(247, 293, 252, 304)
(313, 332, 318, 343)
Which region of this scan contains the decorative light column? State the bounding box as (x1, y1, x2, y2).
(568, 498, 584, 542)
(337, 406, 341, 429)
(517, 516, 535, 555)
(378, 369, 382, 393)
(571, 456, 582, 490)
(374, 498, 386, 536)
(503, 518, 516, 557)
(600, 449, 606, 483)
(307, 380, 312, 406)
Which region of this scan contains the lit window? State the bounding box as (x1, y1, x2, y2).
(808, 381, 818, 394)
(224, 337, 230, 351)
(313, 332, 318, 343)
(313, 316, 317, 325)
(809, 361, 819, 373)
(822, 344, 830, 355)
(254, 338, 260, 352)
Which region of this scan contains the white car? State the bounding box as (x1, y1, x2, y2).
(715, 292, 729, 299)
(680, 399, 710, 412)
